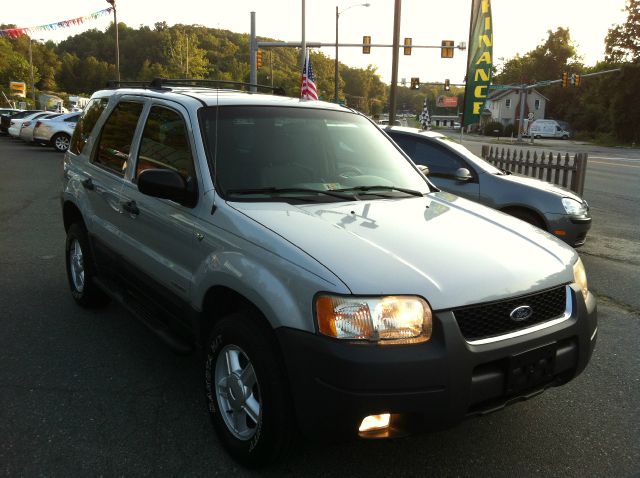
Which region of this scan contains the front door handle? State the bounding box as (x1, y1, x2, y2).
(121, 200, 140, 216)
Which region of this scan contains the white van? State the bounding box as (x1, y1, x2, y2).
(528, 119, 571, 139)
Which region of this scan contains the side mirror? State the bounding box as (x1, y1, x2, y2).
(138, 168, 189, 204)
(417, 164, 430, 176)
(454, 167, 473, 182)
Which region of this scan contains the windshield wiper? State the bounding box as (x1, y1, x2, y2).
(335, 185, 425, 197)
(226, 187, 356, 200)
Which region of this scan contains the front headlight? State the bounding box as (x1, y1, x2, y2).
(562, 197, 587, 215)
(315, 295, 432, 344)
(573, 258, 589, 301)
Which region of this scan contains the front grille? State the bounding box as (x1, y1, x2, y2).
(453, 286, 567, 341)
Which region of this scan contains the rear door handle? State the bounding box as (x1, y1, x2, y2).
(121, 200, 140, 216)
(81, 178, 95, 190)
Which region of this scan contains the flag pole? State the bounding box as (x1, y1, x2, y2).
(461, 0, 477, 129)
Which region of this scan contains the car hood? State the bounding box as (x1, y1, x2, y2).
(229, 193, 577, 310)
(496, 173, 584, 202)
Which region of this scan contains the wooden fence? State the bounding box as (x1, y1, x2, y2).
(481, 145, 588, 196)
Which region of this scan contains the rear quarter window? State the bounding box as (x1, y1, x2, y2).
(69, 98, 109, 155)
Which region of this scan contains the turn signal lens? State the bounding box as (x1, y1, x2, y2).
(316, 295, 432, 344)
(573, 258, 588, 301)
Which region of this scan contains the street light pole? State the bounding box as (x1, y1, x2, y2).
(334, 3, 370, 103)
(29, 37, 35, 105)
(388, 0, 401, 125)
(106, 0, 120, 81)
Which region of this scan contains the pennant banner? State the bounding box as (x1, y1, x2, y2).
(0, 8, 113, 39)
(462, 0, 493, 126)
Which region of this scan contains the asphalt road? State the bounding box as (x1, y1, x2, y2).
(1, 138, 639, 477)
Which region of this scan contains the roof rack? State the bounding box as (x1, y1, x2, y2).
(105, 78, 287, 96)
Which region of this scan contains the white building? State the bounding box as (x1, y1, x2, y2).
(484, 88, 549, 127)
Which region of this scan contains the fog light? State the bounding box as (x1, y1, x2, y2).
(359, 413, 390, 432)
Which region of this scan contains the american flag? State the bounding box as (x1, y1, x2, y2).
(300, 49, 318, 101)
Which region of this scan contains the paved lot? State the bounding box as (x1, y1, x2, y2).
(1, 137, 638, 477)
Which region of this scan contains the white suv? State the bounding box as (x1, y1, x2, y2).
(34, 112, 81, 152)
(62, 79, 597, 467)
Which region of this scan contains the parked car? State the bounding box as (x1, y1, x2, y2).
(8, 111, 48, 138)
(0, 108, 22, 117)
(62, 80, 596, 467)
(33, 112, 80, 152)
(385, 127, 591, 247)
(526, 119, 571, 139)
(1, 110, 39, 135)
(19, 113, 60, 143)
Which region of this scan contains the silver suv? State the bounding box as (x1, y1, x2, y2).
(61, 80, 597, 467)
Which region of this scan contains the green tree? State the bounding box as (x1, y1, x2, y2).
(164, 29, 209, 78)
(605, 0, 640, 63)
(495, 28, 580, 85)
(137, 60, 168, 81)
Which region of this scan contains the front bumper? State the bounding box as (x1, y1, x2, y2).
(277, 284, 597, 439)
(546, 213, 592, 247)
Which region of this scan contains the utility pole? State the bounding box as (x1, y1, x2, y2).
(106, 0, 120, 81)
(186, 35, 189, 77)
(250, 12, 257, 91)
(335, 6, 339, 103)
(388, 0, 401, 125)
(301, 0, 306, 72)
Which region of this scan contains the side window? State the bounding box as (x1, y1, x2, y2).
(136, 106, 195, 182)
(411, 140, 467, 177)
(93, 101, 144, 176)
(64, 115, 79, 123)
(69, 98, 108, 155)
(388, 133, 417, 157)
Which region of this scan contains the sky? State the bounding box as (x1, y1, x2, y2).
(3, 0, 629, 84)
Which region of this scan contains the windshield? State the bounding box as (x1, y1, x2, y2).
(199, 106, 431, 202)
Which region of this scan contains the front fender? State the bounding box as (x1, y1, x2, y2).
(191, 246, 350, 333)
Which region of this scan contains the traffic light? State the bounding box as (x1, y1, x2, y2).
(363, 36, 371, 54)
(404, 38, 412, 55)
(561, 71, 568, 87)
(444, 79, 451, 91)
(441, 40, 454, 58)
(410, 77, 420, 90)
(574, 74, 581, 87)
(256, 50, 263, 69)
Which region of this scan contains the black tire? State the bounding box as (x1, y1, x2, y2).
(507, 208, 546, 230)
(205, 312, 294, 468)
(52, 133, 71, 152)
(65, 223, 110, 308)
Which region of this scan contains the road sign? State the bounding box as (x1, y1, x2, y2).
(9, 81, 26, 98)
(488, 84, 515, 90)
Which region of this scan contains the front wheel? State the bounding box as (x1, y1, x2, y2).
(507, 208, 546, 230)
(205, 313, 294, 467)
(52, 133, 71, 152)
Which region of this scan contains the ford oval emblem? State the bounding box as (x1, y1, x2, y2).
(510, 305, 533, 322)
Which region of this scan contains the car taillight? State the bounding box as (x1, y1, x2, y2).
(23, 121, 31, 127)
(35, 121, 42, 128)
